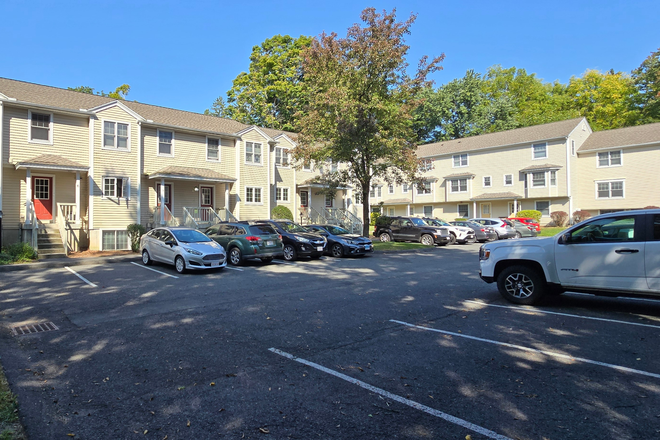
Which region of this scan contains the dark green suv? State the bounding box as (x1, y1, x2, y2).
(204, 223, 283, 265)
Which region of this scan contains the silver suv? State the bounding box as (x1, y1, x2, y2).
(470, 218, 516, 239)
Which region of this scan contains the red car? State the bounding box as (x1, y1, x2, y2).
(508, 217, 540, 232)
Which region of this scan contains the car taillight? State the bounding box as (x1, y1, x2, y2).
(246, 236, 261, 243)
(500, 223, 506, 227)
(480, 228, 486, 232)
(278, 234, 282, 241)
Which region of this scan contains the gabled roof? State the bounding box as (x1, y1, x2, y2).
(519, 163, 563, 172)
(578, 122, 660, 152)
(0, 77, 297, 140)
(13, 154, 88, 172)
(147, 166, 235, 183)
(417, 118, 585, 158)
(471, 192, 523, 201)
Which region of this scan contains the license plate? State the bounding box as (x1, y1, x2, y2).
(364, 245, 370, 250)
(211, 261, 219, 267)
(266, 240, 274, 246)
(316, 246, 323, 252)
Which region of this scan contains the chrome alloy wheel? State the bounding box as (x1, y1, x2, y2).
(504, 272, 535, 299)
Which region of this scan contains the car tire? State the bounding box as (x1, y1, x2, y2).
(497, 265, 546, 305)
(174, 256, 186, 274)
(420, 234, 434, 246)
(261, 257, 274, 264)
(142, 250, 152, 266)
(283, 244, 297, 261)
(331, 243, 344, 258)
(448, 233, 457, 245)
(229, 247, 243, 266)
(515, 231, 522, 239)
(379, 232, 392, 243)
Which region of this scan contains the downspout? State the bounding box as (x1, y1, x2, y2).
(267, 142, 272, 218)
(137, 121, 142, 225)
(234, 138, 241, 220)
(88, 115, 94, 230)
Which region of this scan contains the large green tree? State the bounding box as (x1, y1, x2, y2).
(68, 84, 131, 100)
(632, 47, 660, 122)
(295, 8, 443, 236)
(205, 35, 312, 131)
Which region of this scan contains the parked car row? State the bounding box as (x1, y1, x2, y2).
(139, 219, 376, 273)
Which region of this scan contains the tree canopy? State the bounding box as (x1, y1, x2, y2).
(205, 35, 312, 132)
(68, 84, 131, 100)
(294, 8, 443, 236)
(632, 47, 660, 122)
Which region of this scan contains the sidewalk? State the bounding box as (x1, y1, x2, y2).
(0, 253, 140, 273)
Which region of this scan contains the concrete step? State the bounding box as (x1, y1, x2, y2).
(38, 242, 65, 250)
(38, 251, 67, 259)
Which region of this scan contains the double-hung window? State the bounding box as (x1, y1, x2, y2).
(29, 111, 52, 143)
(402, 183, 409, 193)
(532, 143, 547, 159)
(458, 204, 469, 218)
(275, 147, 289, 167)
(104, 121, 129, 150)
(483, 176, 491, 187)
(453, 154, 468, 167)
(103, 177, 130, 199)
(504, 174, 513, 186)
(388, 184, 394, 194)
(158, 130, 174, 156)
(550, 171, 557, 186)
(597, 180, 624, 198)
(246, 142, 262, 164)
(276, 187, 289, 202)
(532, 172, 546, 187)
(325, 194, 333, 207)
(597, 150, 622, 167)
(418, 181, 432, 194)
(246, 187, 262, 203)
(207, 138, 220, 161)
(535, 201, 550, 216)
(450, 178, 468, 193)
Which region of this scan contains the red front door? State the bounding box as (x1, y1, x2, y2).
(32, 177, 53, 220)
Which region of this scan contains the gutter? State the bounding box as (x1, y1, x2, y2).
(0, 98, 95, 116)
(140, 121, 241, 140)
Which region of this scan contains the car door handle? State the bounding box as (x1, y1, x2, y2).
(615, 249, 639, 254)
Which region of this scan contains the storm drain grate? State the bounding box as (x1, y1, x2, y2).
(11, 322, 59, 336)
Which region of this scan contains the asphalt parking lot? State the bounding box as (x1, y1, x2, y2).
(0, 243, 659, 439)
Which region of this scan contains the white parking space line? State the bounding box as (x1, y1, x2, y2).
(64, 266, 98, 287)
(225, 266, 243, 271)
(272, 260, 294, 265)
(130, 262, 179, 279)
(464, 300, 660, 329)
(390, 319, 660, 380)
(269, 348, 513, 440)
(566, 292, 660, 304)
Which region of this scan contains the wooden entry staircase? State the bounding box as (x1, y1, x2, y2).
(37, 223, 66, 259)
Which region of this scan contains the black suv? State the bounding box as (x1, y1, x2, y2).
(374, 216, 451, 246)
(255, 219, 327, 261)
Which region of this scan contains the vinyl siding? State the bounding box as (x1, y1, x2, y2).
(238, 131, 270, 219)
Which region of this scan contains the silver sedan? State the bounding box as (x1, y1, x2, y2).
(140, 227, 227, 273)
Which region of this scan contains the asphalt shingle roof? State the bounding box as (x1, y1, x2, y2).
(148, 166, 235, 182)
(471, 192, 523, 201)
(14, 154, 88, 171)
(519, 163, 563, 171)
(417, 118, 585, 158)
(578, 122, 660, 152)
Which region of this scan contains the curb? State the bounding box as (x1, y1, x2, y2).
(0, 254, 141, 273)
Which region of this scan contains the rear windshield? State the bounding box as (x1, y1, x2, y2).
(249, 225, 277, 235)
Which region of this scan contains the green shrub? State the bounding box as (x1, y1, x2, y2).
(3, 243, 37, 262)
(370, 211, 381, 226)
(127, 224, 146, 252)
(514, 210, 542, 222)
(375, 215, 392, 226)
(271, 205, 294, 221)
(454, 218, 467, 221)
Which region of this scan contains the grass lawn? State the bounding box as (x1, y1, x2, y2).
(539, 226, 567, 237)
(0, 365, 26, 440)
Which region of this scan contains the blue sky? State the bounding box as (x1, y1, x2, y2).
(2, 0, 658, 114)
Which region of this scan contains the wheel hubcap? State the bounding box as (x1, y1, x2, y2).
(332, 245, 342, 257)
(504, 273, 534, 298)
(230, 250, 240, 264)
(176, 258, 184, 272)
(284, 246, 294, 260)
(142, 252, 148, 263)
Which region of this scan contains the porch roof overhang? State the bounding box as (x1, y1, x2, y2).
(147, 166, 236, 183)
(13, 154, 89, 172)
(471, 191, 523, 201)
(443, 172, 476, 179)
(381, 198, 413, 205)
(298, 178, 352, 190)
(519, 163, 563, 172)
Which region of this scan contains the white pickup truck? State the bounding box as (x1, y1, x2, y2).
(479, 209, 660, 304)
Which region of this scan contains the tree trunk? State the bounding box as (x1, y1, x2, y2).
(362, 187, 371, 237)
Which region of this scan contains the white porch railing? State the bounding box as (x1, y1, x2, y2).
(56, 206, 69, 256)
(182, 207, 224, 230)
(216, 207, 238, 222)
(28, 202, 38, 250)
(153, 205, 179, 227)
(325, 208, 363, 234)
(299, 207, 326, 225)
(58, 203, 78, 223)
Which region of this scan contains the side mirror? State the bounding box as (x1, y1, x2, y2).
(558, 233, 570, 245)
(164, 240, 174, 247)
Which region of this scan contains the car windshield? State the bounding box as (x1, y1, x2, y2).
(410, 218, 428, 226)
(326, 226, 350, 235)
(276, 222, 307, 233)
(171, 229, 212, 243)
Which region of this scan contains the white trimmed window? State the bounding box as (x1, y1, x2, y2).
(450, 178, 467, 193)
(550, 170, 557, 186)
(504, 174, 513, 186)
(388, 184, 394, 194)
(275, 147, 290, 167)
(207, 138, 220, 161)
(483, 176, 491, 187)
(245, 142, 262, 164)
(423, 205, 433, 217)
(330, 159, 338, 173)
(158, 130, 174, 156)
(597, 150, 622, 167)
(458, 204, 469, 218)
(103, 121, 129, 150)
(302, 161, 312, 171)
(535, 201, 550, 216)
(597, 180, 624, 199)
(102, 177, 130, 199)
(28, 110, 53, 143)
(402, 183, 409, 193)
(532, 172, 546, 187)
(571, 140, 576, 156)
(417, 181, 432, 195)
(325, 193, 333, 207)
(102, 230, 130, 250)
(353, 191, 361, 205)
(276, 187, 289, 202)
(532, 143, 547, 159)
(452, 153, 468, 167)
(301, 190, 309, 206)
(245, 187, 262, 203)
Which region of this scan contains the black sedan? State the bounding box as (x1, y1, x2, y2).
(450, 221, 497, 243)
(305, 224, 373, 257)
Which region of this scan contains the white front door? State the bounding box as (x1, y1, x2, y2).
(555, 214, 646, 291)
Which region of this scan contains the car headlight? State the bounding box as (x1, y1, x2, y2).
(479, 246, 490, 260)
(184, 248, 203, 256)
(294, 236, 310, 243)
